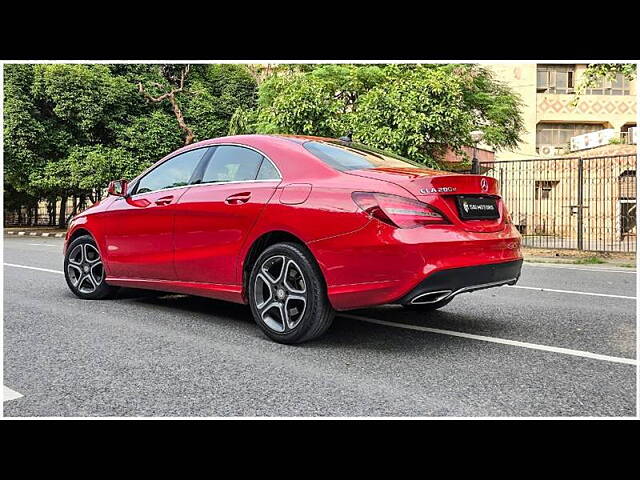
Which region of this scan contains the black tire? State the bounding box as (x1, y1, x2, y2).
(64, 234, 119, 300)
(403, 297, 453, 312)
(248, 242, 334, 344)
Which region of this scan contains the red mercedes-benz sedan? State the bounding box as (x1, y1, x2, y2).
(63, 135, 523, 343)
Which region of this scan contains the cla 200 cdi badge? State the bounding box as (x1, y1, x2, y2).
(64, 135, 523, 344)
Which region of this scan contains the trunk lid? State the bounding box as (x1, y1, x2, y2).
(347, 167, 505, 232)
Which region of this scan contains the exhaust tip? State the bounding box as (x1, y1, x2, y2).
(410, 290, 452, 305)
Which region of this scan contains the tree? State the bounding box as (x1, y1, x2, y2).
(573, 63, 637, 101)
(184, 64, 258, 139)
(255, 64, 387, 136)
(4, 63, 260, 227)
(137, 65, 195, 144)
(253, 64, 524, 167)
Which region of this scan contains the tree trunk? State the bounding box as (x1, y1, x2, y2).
(50, 198, 57, 226)
(58, 195, 67, 228)
(138, 65, 195, 145)
(168, 95, 195, 145)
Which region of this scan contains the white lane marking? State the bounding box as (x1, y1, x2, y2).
(507, 285, 635, 300)
(27, 243, 58, 247)
(3, 263, 64, 275)
(525, 262, 636, 274)
(341, 314, 637, 366)
(3, 386, 24, 402)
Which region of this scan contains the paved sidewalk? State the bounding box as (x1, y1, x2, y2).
(522, 247, 636, 269)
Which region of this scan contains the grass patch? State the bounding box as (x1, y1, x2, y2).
(573, 256, 606, 265)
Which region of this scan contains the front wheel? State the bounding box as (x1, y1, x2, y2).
(248, 242, 334, 344)
(64, 235, 119, 300)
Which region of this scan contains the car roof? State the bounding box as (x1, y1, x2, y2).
(179, 134, 338, 151)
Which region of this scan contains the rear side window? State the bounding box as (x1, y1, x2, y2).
(136, 148, 207, 194)
(303, 141, 422, 171)
(256, 158, 280, 180)
(202, 146, 264, 183)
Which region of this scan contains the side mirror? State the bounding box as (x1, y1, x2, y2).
(108, 179, 128, 197)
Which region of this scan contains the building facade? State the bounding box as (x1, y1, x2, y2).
(486, 63, 637, 160)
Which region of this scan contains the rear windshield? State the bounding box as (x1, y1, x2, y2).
(303, 140, 423, 172)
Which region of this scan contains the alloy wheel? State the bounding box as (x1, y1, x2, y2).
(254, 255, 307, 333)
(67, 243, 104, 294)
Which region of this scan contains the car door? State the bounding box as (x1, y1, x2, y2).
(103, 147, 210, 280)
(174, 145, 282, 285)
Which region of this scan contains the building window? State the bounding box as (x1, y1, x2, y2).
(536, 123, 604, 152)
(586, 73, 631, 95)
(537, 64, 575, 94)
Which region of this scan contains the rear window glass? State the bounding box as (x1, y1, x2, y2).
(303, 141, 423, 171)
(202, 145, 263, 183)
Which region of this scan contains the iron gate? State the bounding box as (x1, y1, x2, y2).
(478, 154, 637, 252)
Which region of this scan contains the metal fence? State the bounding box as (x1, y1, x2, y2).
(3, 196, 92, 228)
(479, 154, 637, 253)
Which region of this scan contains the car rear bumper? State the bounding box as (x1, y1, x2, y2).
(308, 219, 523, 310)
(395, 259, 522, 306)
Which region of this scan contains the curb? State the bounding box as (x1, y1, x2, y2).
(6, 231, 66, 238)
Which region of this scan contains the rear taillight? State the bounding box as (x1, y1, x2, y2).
(352, 192, 449, 228)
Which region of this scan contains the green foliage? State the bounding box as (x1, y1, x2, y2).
(574, 63, 637, 100)
(116, 110, 183, 165)
(5, 62, 525, 226)
(254, 64, 524, 167)
(184, 64, 257, 139)
(573, 256, 606, 265)
(255, 64, 387, 136)
(228, 106, 258, 135)
(581, 63, 636, 86)
(4, 63, 259, 219)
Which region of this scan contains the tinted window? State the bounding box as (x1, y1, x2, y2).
(136, 148, 206, 194)
(202, 146, 263, 183)
(303, 141, 422, 172)
(256, 158, 281, 180)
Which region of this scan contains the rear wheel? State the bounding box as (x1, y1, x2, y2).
(248, 242, 334, 344)
(64, 235, 119, 300)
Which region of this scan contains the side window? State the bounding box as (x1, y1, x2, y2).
(136, 148, 206, 194)
(202, 146, 263, 183)
(256, 158, 281, 180)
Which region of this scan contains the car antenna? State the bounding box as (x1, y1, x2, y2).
(338, 133, 352, 143)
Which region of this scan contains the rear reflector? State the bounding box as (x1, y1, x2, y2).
(352, 192, 448, 228)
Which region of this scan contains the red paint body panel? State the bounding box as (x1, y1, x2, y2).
(64, 135, 523, 311)
(101, 189, 191, 280)
(173, 181, 280, 284)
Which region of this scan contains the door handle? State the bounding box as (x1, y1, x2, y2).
(155, 195, 174, 206)
(225, 192, 251, 205)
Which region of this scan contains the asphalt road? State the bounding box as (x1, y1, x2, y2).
(3, 236, 637, 417)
